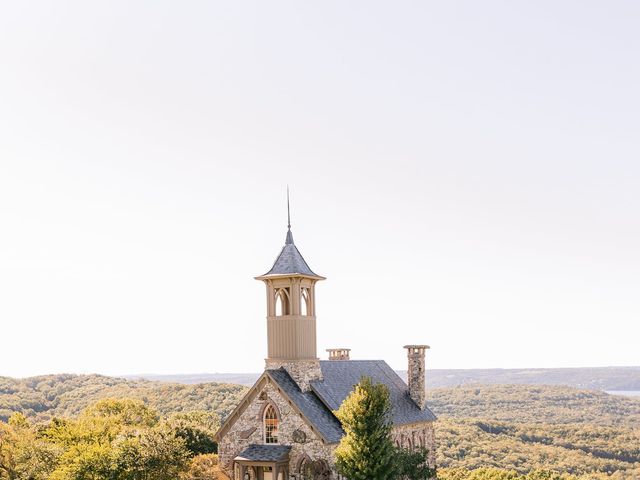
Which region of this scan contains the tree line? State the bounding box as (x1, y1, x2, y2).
(0, 398, 222, 479)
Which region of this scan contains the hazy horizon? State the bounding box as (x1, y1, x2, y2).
(5, 365, 640, 381)
(1, 1, 639, 377)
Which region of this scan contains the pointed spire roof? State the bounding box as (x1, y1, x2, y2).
(259, 226, 322, 278)
(257, 190, 324, 279)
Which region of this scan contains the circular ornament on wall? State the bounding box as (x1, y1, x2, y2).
(292, 429, 307, 443)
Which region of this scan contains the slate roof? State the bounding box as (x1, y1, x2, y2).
(311, 360, 437, 426)
(266, 368, 344, 444)
(235, 444, 291, 462)
(259, 228, 322, 278)
(266, 361, 435, 445)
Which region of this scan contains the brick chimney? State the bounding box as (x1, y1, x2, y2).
(404, 345, 429, 409)
(326, 348, 351, 360)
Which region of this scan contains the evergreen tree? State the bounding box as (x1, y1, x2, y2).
(335, 376, 396, 480)
(395, 446, 435, 480)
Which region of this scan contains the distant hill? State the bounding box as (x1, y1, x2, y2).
(125, 372, 260, 386)
(427, 384, 640, 427)
(0, 373, 247, 423)
(423, 366, 640, 390)
(125, 366, 640, 390)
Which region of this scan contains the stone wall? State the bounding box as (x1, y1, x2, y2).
(264, 359, 323, 392)
(218, 380, 335, 479)
(392, 422, 437, 469)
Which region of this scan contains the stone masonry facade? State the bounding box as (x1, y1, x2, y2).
(218, 380, 335, 479)
(392, 422, 437, 469)
(264, 359, 323, 392)
(218, 375, 436, 479)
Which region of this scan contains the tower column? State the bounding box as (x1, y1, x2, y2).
(266, 280, 275, 317)
(291, 277, 301, 316)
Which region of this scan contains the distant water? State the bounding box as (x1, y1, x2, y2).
(606, 390, 640, 397)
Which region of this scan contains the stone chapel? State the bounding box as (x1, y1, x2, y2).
(214, 218, 436, 480)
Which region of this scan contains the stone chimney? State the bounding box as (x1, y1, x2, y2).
(326, 348, 351, 360)
(404, 345, 429, 409)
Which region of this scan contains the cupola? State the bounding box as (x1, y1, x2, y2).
(255, 195, 325, 365)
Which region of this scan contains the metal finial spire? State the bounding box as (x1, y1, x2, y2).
(287, 185, 291, 229)
(285, 186, 294, 244)
(285, 185, 293, 245)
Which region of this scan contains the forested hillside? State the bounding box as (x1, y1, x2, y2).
(428, 385, 640, 479)
(2, 375, 640, 479)
(427, 384, 640, 427)
(0, 374, 247, 423)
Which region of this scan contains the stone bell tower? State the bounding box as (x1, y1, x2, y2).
(255, 200, 325, 391)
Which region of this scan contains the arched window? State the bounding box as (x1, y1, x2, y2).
(275, 288, 290, 316)
(407, 437, 414, 451)
(301, 287, 311, 316)
(299, 457, 314, 480)
(264, 404, 279, 444)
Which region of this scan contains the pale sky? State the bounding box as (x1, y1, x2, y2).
(1, 1, 638, 378)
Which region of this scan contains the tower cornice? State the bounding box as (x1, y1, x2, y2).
(254, 273, 326, 282)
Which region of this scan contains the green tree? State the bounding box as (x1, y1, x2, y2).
(180, 453, 221, 480)
(0, 419, 18, 480)
(334, 376, 396, 480)
(395, 446, 435, 480)
(43, 399, 189, 480)
(82, 398, 159, 428)
(112, 427, 189, 480)
(1, 413, 61, 480)
(167, 411, 219, 456)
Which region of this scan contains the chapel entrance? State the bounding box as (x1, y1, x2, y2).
(234, 444, 291, 480)
(236, 464, 288, 480)
(261, 466, 285, 480)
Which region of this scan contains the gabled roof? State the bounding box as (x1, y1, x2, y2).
(267, 368, 344, 443)
(257, 228, 323, 279)
(213, 369, 341, 445)
(214, 362, 435, 447)
(235, 444, 291, 462)
(311, 360, 437, 425)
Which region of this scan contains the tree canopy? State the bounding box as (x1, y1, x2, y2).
(0, 399, 222, 480)
(334, 376, 398, 480)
